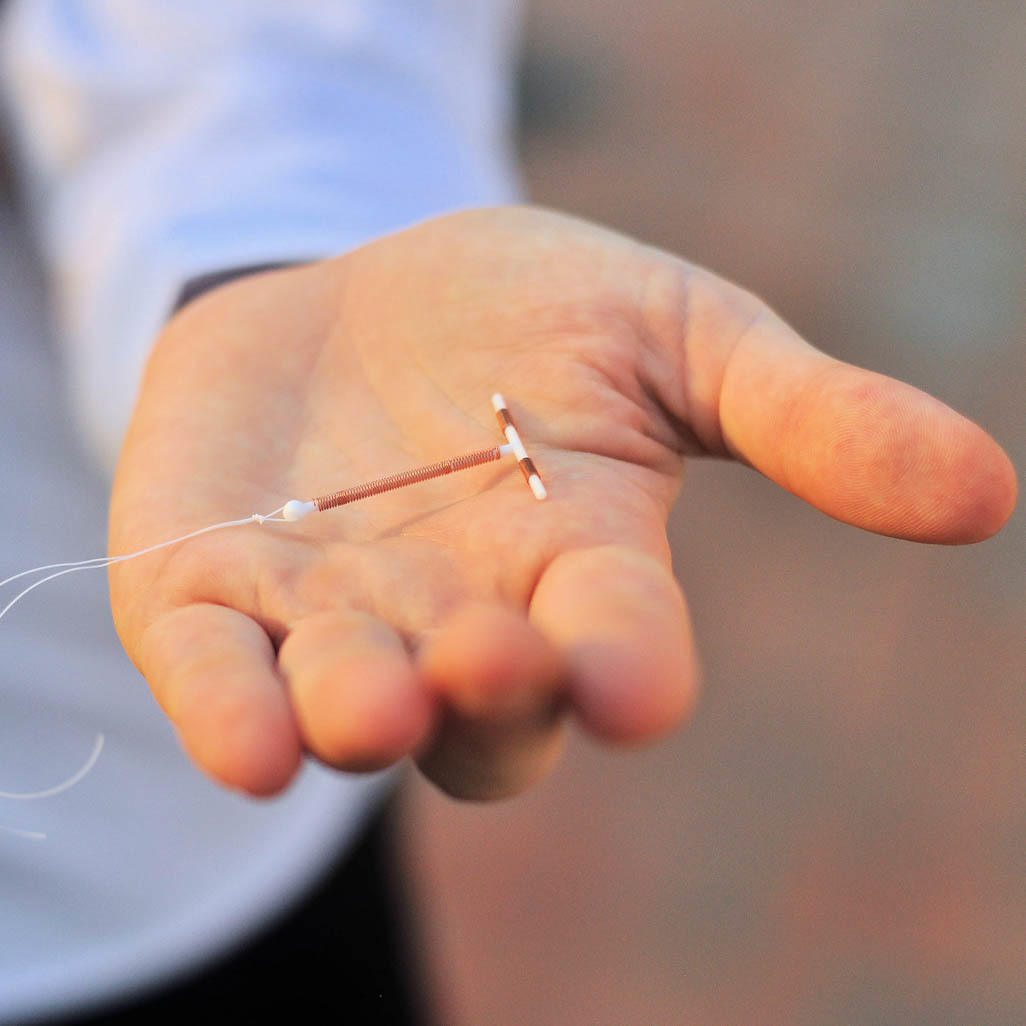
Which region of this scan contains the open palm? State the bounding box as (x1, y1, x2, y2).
(109, 207, 1016, 799)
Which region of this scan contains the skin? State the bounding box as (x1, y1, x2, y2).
(108, 207, 1018, 800)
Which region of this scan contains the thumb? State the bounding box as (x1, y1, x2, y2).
(673, 271, 1017, 543)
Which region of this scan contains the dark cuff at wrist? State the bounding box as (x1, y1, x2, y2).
(173, 262, 298, 313)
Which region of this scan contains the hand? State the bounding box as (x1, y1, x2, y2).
(109, 207, 1017, 799)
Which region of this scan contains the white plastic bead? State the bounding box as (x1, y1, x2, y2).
(282, 499, 316, 522)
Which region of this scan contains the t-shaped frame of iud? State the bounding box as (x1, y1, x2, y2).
(280, 393, 546, 521)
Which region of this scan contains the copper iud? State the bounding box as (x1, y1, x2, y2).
(314, 445, 503, 512)
(280, 394, 546, 522)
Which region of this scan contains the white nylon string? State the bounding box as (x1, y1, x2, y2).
(0, 506, 288, 595)
(0, 825, 47, 841)
(0, 734, 106, 800)
(1, 506, 288, 838)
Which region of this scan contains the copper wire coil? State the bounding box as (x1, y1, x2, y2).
(313, 445, 502, 512)
(518, 456, 539, 483)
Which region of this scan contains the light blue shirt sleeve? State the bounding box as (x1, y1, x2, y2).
(0, 0, 522, 471)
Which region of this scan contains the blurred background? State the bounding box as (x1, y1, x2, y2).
(399, 3, 1025, 1024)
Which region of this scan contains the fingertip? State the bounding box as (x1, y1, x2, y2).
(414, 603, 568, 800)
(945, 428, 1018, 544)
(418, 602, 565, 719)
(832, 382, 1019, 544)
(141, 604, 303, 797)
(280, 612, 434, 773)
(567, 637, 700, 744)
(175, 685, 303, 797)
(304, 660, 433, 773)
(530, 545, 699, 747)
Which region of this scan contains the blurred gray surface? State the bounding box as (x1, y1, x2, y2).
(403, 3, 1024, 1024)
